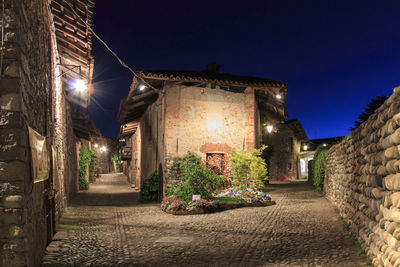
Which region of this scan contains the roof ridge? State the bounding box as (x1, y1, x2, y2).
(138, 69, 287, 87)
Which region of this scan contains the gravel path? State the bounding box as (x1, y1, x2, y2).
(41, 174, 368, 266)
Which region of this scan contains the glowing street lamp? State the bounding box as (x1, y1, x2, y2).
(94, 143, 98, 148)
(276, 93, 282, 100)
(266, 125, 273, 133)
(323, 143, 327, 147)
(101, 146, 107, 152)
(303, 145, 308, 150)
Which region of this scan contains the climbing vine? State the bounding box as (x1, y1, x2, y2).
(78, 144, 94, 190)
(312, 145, 330, 192)
(110, 152, 119, 172)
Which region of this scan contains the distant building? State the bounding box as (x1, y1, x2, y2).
(265, 119, 308, 181)
(117, 64, 307, 197)
(300, 136, 344, 178)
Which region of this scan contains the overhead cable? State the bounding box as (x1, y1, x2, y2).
(62, 0, 158, 93)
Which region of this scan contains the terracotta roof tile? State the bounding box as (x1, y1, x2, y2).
(139, 70, 287, 87)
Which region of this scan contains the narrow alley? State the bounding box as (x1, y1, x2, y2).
(41, 176, 367, 266)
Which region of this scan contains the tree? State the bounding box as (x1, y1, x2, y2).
(350, 95, 388, 131)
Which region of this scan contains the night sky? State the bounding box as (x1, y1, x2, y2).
(89, 0, 400, 139)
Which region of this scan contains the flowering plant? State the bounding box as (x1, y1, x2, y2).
(170, 198, 184, 211)
(161, 195, 177, 211)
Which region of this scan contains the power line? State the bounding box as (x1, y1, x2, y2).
(62, 0, 158, 94)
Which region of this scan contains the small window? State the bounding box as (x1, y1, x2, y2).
(288, 162, 292, 170)
(206, 153, 225, 175)
(288, 137, 293, 152)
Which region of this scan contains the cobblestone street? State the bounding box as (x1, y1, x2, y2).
(41, 174, 368, 266)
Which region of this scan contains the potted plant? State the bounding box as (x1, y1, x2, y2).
(43, 184, 57, 200)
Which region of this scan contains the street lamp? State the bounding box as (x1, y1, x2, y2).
(101, 146, 107, 152)
(266, 125, 273, 133)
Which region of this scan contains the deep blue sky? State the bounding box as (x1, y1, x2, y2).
(89, 0, 400, 139)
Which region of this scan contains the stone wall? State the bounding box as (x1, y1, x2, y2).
(0, 0, 76, 265)
(123, 95, 165, 191)
(324, 86, 400, 267)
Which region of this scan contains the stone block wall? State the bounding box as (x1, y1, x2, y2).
(324, 86, 400, 267)
(0, 0, 76, 266)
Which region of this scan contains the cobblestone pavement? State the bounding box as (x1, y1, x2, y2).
(42, 175, 368, 266)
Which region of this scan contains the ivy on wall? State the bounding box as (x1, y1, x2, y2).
(78, 144, 94, 190)
(312, 145, 330, 192)
(110, 152, 119, 172)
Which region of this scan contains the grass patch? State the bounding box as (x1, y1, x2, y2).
(338, 216, 372, 266)
(56, 215, 81, 236)
(341, 219, 350, 231)
(211, 196, 247, 204)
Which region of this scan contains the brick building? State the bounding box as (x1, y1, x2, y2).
(117, 64, 307, 197)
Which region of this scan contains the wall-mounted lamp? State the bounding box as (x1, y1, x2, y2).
(94, 143, 98, 148)
(276, 94, 282, 100)
(139, 84, 146, 91)
(266, 125, 273, 133)
(303, 145, 308, 150)
(322, 143, 327, 147)
(69, 78, 87, 92)
(101, 146, 107, 152)
(57, 64, 88, 93)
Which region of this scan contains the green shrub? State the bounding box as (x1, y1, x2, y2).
(312, 145, 329, 192)
(167, 152, 224, 201)
(140, 172, 159, 202)
(78, 144, 94, 190)
(110, 152, 119, 172)
(229, 145, 268, 188)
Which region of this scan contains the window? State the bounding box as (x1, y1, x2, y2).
(206, 153, 225, 175)
(288, 137, 293, 152)
(288, 162, 292, 170)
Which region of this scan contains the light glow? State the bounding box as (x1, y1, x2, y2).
(323, 143, 327, 147)
(303, 145, 308, 150)
(139, 84, 146, 91)
(206, 117, 222, 131)
(101, 146, 107, 152)
(69, 78, 87, 92)
(276, 94, 282, 99)
(94, 143, 98, 148)
(266, 125, 273, 133)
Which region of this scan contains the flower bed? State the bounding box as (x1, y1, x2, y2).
(213, 187, 271, 203)
(161, 189, 275, 216)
